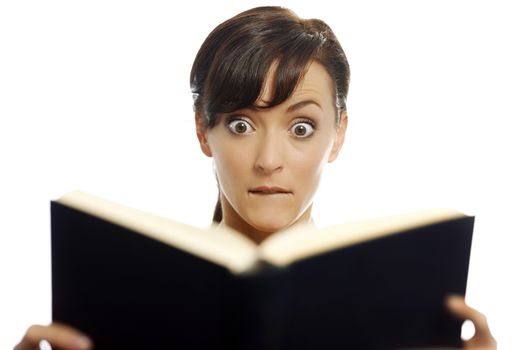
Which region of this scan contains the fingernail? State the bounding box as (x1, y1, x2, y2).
(75, 336, 92, 349)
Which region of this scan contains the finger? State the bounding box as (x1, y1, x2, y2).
(446, 295, 488, 327)
(445, 295, 496, 346)
(14, 323, 92, 350)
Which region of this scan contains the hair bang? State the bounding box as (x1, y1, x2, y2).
(200, 35, 321, 126)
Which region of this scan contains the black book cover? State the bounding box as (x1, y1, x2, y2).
(51, 202, 239, 349)
(51, 201, 473, 350)
(278, 216, 474, 349)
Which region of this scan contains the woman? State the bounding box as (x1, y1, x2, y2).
(15, 6, 496, 350)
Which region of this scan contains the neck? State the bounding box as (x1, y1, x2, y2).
(219, 194, 314, 244)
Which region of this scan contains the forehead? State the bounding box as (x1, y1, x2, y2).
(256, 61, 335, 110)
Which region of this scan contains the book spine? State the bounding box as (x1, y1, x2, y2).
(232, 262, 292, 350)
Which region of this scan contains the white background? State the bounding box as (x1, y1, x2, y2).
(1, 0, 524, 348)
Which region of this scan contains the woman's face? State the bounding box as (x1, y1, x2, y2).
(197, 62, 347, 241)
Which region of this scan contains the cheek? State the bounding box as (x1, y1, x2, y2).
(291, 136, 333, 178)
(208, 136, 251, 185)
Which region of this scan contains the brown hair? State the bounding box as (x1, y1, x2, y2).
(190, 6, 350, 223)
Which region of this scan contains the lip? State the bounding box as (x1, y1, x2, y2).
(249, 186, 291, 194)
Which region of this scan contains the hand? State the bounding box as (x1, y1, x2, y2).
(14, 323, 93, 350)
(446, 295, 497, 350)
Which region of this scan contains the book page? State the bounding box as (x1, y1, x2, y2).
(259, 209, 466, 266)
(57, 191, 259, 273)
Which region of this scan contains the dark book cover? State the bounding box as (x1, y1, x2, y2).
(51, 201, 473, 350)
(277, 216, 474, 349)
(51, 201, 239, 349)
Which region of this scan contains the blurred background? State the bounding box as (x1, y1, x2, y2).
(1, 0, 523, 348)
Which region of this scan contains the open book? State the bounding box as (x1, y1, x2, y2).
(51, 190, 474, 350)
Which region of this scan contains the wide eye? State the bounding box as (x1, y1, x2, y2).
(227, 119, 255, 135)
(290, 121, 315, 138)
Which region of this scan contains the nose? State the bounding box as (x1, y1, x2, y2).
(254, 132, 284, 175)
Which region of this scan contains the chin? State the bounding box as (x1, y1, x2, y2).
(248, 213, 296, 235)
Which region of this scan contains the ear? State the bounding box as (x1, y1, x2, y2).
(195, 113, 212, 157)
(328, 112, 348, 163)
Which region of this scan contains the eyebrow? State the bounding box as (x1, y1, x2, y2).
(286, 99, 323, 113)
(248, 99, 323, 113)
